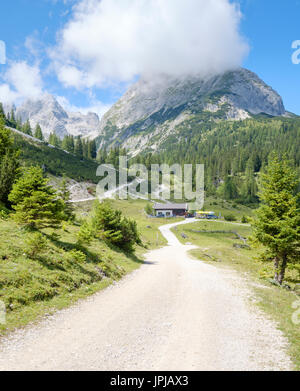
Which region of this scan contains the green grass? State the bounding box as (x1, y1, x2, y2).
(171, 220, 300, 370)
(202, 196, 255, 221)
(109, 199, 183, 253)
(0, 217, 143, 334)
(74, 198, 184, 253)
(0, 199, 183, 335)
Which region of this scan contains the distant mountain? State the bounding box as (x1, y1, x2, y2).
(15, 95, 100, 139)
(94, 68, 287, 154)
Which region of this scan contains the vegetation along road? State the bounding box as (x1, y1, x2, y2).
(0, 219, 292, 371)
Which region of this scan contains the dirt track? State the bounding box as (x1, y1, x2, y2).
(0, 220, 292, 371)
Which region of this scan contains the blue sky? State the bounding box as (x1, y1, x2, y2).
(0, 0, 300, 115)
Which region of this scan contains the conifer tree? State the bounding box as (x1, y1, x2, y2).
(22, 120, 33, 136)
(88, 140, 97, 160)
(8, 166, 65, 229)
(9, 108, 17, 128)
(0, 120, 20, 205)
(0, 103, 5, 123)
(49, 132, 61, 147)
(252, 154, 300, 285)
(34, 123, 44, 140)
(75, 137, 83, 157)
(59, 177, 74, 221)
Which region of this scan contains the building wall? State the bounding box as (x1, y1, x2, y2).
(156, 210, 173, 217)
(155, 209, 187, 217)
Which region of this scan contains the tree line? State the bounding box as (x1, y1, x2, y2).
(129, 117, 300, 205)
(0, 102, 98, 161)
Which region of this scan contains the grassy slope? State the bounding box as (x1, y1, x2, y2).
(203, 196, 255, 221)
(13, 132, 99, 183)
(0, 198, 183, 335)
(172, 220, 300, 370)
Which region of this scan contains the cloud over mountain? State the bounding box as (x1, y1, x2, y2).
(51, 0, 249, 88)
(0, 61, 43, 104)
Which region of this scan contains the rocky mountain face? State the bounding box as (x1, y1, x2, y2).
(15, 95, 100, 139)
(95, 68, 286, 155)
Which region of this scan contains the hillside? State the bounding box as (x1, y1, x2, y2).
(9, 127, 99, 183)
(94, 68, 288, 154)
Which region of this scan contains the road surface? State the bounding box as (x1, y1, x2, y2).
(0, 219, 292, 371)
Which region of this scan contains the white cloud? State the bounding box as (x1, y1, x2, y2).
(0, 61, 44, 104)
(0, 84, 19, 104)
(6, 62, 43, 98)
(51, 0, 249, 89)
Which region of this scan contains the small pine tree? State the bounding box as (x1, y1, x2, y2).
(59, 177, 74, 221)
(88, 140, 97, 160)
(8, 166, 65, 229)
(10, 108, 17, 128)
(22, 120, 33, 136)
(0, 103, 5, 123)
(62, 135, 75, 153)
(75, 137, 83, 157)
(49, 132, 61, 147)
(0, 121, 20, 205)
(252, 154, 300, 285)
(92, 201, 141, 252)
(34, 123, 44, 140)
(16, 118, 22, 130)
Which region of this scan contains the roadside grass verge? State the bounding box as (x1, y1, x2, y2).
(0, 218, 142, 335)
(172, 220, 300, 370)
(0, 199, 182, 335)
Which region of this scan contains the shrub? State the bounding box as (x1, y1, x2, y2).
(145, 203, 154, 216)
(241, 215, 249, 224)
(93, 201, 142, 252)
(24, 232, 48, 259)
(65, 250, 86, 264)
(77, 221, 95, 245)
(224, 214, 237, 222)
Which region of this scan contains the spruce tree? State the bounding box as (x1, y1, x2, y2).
(75, 137, 83, 157)
(59, 177, 74, 221)
(9, 108, 17, 128)
(0, 103, 5, 123)
(34, 123, 44, 140)
(88, 140, 97, 160)
(8, 166, 65, 229)
(22, 120, 33, 136)
(252, 154, 300, 285)
(0, 120, 20, 205)
(49, 132, 61, 147)
(82, 139, 88, 158)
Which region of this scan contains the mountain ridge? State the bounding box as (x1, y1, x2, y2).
(14, 94, 100, 139)
(94, 68, 287, 155)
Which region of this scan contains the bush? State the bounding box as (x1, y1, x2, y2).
(224, 214, 237, 222)
(77, 221, 95, 245)
(241, 215, 249, 224)
(93, 201, 142, 252)
(24, 232, 48, 259)
(145, 203, 154, 216)
(65, 250, 86, 264)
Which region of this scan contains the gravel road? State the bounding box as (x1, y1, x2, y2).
(0, 220, 292, 371)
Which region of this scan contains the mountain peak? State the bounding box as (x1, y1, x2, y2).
(95, 68, 286, 154)
(15, 95, 100, 139)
